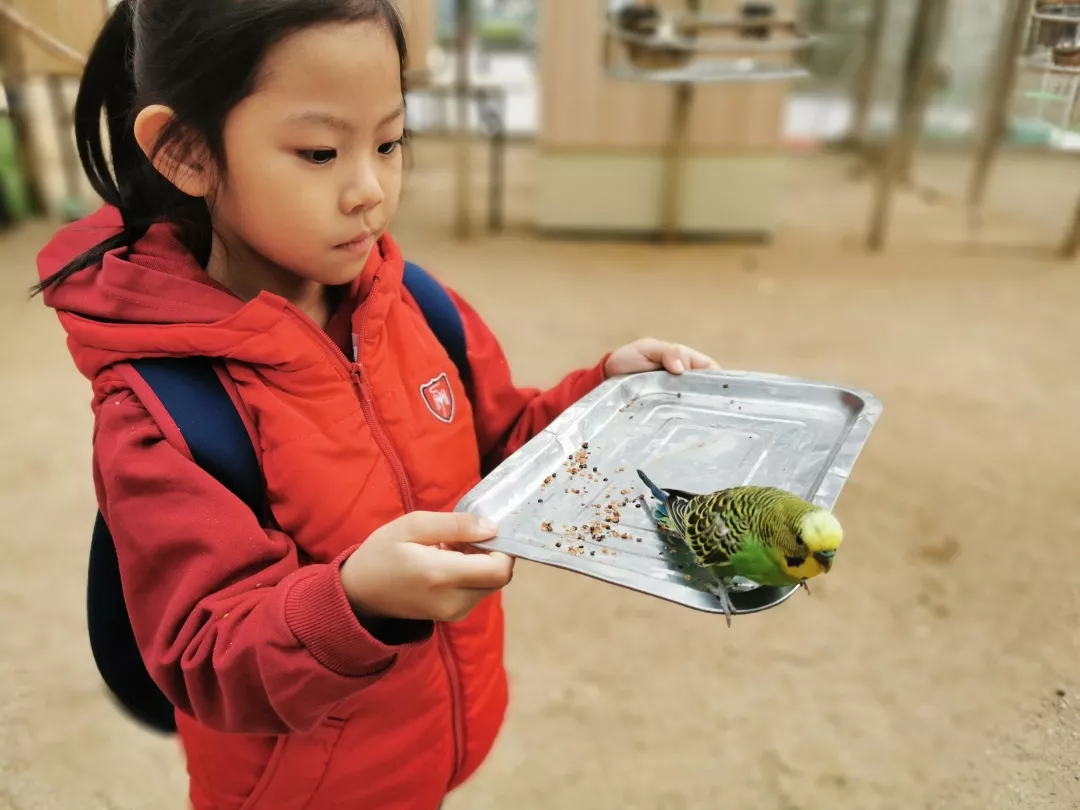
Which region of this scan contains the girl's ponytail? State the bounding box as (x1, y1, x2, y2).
(32, 1, 211, 296)
(77, 0, 137, 211)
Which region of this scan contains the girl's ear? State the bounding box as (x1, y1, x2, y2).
(133, 105, 214, 198)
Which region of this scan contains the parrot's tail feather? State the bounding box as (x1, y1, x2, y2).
(636, 469, 668, 504)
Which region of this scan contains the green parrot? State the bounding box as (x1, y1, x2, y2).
(636, 469, 844, 625)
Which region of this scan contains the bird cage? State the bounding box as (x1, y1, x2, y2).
(1019, 2, 1080, 138)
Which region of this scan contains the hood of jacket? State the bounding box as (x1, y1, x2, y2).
(36, 205, 403, 383)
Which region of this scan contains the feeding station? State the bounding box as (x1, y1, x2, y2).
(534, 1, 815, 241)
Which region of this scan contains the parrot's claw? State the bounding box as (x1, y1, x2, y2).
(706, 578, 736, 627)
(799, 580, 811, 596)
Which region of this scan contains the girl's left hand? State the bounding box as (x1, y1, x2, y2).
(604, 337, 720, 378)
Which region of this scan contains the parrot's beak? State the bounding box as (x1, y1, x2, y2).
(812, 550, 835, 571)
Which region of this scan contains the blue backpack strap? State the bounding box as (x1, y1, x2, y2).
(132, 356, 266, 517)
(402, 261, 473, 396)
(87, 356, 265, 734)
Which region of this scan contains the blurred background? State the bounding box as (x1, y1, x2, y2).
(1, 1, 1078, 808)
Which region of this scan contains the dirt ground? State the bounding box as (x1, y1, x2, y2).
(1, 142, 1078, 810)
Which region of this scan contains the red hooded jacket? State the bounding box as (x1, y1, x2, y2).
(38, 206, 607, 809)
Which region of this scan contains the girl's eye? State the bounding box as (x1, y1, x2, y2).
(378, 138, 403, 156)
(299, 149, 336, 165)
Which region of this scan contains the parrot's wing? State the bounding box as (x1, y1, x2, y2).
(698, 512, 735, 567)
(663, 487, 701, 501)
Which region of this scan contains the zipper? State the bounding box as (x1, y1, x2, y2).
(353, 362, 415, 512)
(282, 277, 413, 512)
(284, 280, 466, 782)
(436, 625, 467, 786)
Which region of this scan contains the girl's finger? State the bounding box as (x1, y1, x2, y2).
(678, 345, 694, 372)
(440, 549, 515, 589)
(661, 344, 685, 374)
(395, 511, 498, 546)
(635, 338, 666, 364)
(688, 349, 719, 370)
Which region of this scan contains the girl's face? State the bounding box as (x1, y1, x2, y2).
(209, 20, 404, 294)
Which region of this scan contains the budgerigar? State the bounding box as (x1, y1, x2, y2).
(636, 469, 844, 626)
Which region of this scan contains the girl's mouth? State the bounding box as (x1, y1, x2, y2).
(335, 234, 374, 254)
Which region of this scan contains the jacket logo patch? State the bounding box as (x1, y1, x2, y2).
(420, 373, 455, 424)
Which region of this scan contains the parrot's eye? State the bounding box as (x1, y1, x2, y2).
(795, 535, 805, 546)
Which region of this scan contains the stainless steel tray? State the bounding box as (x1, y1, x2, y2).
(455, 370, 882, 617)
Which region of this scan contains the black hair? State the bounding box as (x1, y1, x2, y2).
(31, 0, 407, 297)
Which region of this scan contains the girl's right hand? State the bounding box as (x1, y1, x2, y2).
(340, 512, 513, 623)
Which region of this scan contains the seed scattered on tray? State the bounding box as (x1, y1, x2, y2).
(541, 521, 553, 533)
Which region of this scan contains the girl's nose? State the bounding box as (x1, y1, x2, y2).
(340, 162, 384, 215)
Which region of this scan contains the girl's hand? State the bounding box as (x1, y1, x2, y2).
(604, 337, 720, 378)
(340, 512, 513, 624)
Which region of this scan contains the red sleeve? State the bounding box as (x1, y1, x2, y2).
(91, 374, 431, 736)
(445, 290, 609, 472)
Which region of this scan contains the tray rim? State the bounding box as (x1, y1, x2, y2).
(454, 368, 883, 616)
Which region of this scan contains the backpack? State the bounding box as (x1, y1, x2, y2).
(86, 262, 473, 734)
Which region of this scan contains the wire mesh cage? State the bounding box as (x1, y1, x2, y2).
(1016, 2, 1080, 141)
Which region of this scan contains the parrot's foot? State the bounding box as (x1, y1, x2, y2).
(706, 579, 736, 627)
(799, 580, 811, 596)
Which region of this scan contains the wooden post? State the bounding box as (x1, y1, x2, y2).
(1060, 191, 1080, 258)
(967, 0, 1032, 211)
(453, 0, 473, 239)
(659, 0, 701, 240)
(894, 0, 950, 184)
(805, 0, 828, 31)
(847, 0, 888, 151)
(660, 81, 693, 240)
(865, 120, 901, 251)
(865, 0, 950, 250)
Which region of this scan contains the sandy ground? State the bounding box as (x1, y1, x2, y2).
(1, 143, 1078, 810)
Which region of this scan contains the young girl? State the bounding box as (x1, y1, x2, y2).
(35, 1, 718, 808)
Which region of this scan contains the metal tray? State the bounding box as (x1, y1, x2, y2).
(455, 370, 882, 617)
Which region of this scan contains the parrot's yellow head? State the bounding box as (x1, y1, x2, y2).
(794, 509, 843, 576)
